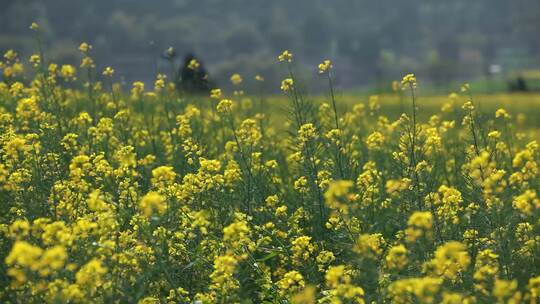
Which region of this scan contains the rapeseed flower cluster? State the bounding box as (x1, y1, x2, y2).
(0, 29, 539, 303)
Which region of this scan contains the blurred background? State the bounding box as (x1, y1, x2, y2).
(1, 0, 540, 93)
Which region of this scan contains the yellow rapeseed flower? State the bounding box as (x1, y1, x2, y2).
(217, 99, 233, 113)
(230, 73, 242, 86)
(401, 73, 417, 88)
(102, 66, 114, 77)
(210, 88, 222, 99)
(78, 42, 92, 53)
(318, 59, 332, 74)
(278, 50, 293, 62)
(139, 192, 167, 217)
(281, 78, 294, 92)
(406, 211, 433, 242)
(187, 59, 200, 70)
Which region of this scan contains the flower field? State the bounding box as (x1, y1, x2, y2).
(1, 30, 540, 303)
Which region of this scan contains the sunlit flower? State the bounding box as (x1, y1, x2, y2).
(58, 64, 77, 80)
(278, 50, 293, 62)
(318, 59, 332, 74)
(188, 59, 200, 70)
(102, 66, 114, 77)
(217, 99, 233, 113)
(281, 78, 294, 92)
(230, 73, 242, 86)
(209, 88, 222, 99)
(386, 245, 408, 270)
(406, 211, 433, 242)
(255, 74, 264, 82)
(495, 108, 510, 119)
(139, 191, 167, 217)
(4, 49, 18, 61)
(401, 73, 417, 88)
(78, 42, 92, 53)
(29, 54, 41, 67)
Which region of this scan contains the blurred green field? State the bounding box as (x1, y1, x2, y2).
(258, 92, 540, 131)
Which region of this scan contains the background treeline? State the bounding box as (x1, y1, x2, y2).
(1, 0, 539, 92)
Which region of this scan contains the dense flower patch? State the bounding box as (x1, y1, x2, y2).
(0, 27, 539, 303)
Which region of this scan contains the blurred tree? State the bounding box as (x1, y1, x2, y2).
(177, 53, 212, 94)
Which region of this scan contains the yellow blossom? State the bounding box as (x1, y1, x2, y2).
(281, 78, 294, 92)
(318, 59, 332, 74)
(406, 211, 433, 242)
(230, 73, 242, 86)
(210, 88, 222, 99)
(217, 99, 233, 113)
(188, 59, 200, 70)
(278, 271, 305, 296)
(386, 245, 408, 270)
(278, 50, 293, 62)
(102, 66, 114, 77)
(75, 259, 107, 292)
(401, 73, 417, 88)
(78, 42, 92, 53)
(139, 192, 167, 217)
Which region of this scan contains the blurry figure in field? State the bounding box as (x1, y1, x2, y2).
(177, 53, 211, 94)
(509, 76, 528, 92)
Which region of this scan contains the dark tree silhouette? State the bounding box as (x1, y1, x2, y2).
(176, 53, 211, 94)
